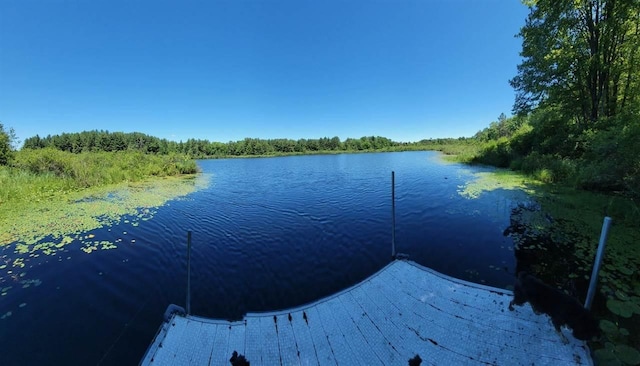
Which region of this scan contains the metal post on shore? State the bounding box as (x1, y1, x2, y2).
(391, 171, 396, 258)
(186, 230, 192, 315)
(584, 217, 612, 310)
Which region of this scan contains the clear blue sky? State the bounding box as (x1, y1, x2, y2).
(1, 0, 529, 144)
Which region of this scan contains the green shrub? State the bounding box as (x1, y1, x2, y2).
(518, 152, 577, 184)
(474, 138, 513, 167)
(534, 168, 554, 183)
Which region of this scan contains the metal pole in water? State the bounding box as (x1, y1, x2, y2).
(584, 217, 612, 310)
(391, 171, 396, 258)
(186, 230, 192, 315)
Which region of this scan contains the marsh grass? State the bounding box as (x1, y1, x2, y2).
(0, 148, 201, 252)
(1, 149, 197, 205)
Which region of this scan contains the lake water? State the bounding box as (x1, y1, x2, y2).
(0, 151, 527, 365)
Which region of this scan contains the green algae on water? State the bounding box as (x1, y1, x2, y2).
(0, 174, 210, 255)
(457, 169, 540, 199)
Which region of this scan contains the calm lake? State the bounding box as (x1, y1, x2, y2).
(0, 151, 528, 365)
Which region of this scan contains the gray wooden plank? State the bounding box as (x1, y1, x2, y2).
(189, 321, 216, 365)
(340, 287, 404, 365)
(225, 322, 246, 360)
(275, 313, 301, 365)
(387, 262, 514, 318)
(244, 317, 263, 365)
(350, 284, 437, 366)
(324, 297, 383, 365)
(313, 304, 360, 365)
(377, 264, 588, 366)
(209, 323, 231, 365)
(151, 316, 192, 366)
(302, 306, 337, 365)
(289, 309, 322, 366)
(385, 263, 585, 364)
(386, 269, 521, 365)
(260, 315, 282, 365)
(367, 271, 481, 365)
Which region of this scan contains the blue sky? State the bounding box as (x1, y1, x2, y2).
(1, 0, 529, 144)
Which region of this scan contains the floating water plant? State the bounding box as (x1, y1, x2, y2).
(12, 258, 25, 268)
(607, 299, 638, 318)
(600, 319, 619, 336)
(595, 342, 640, 366)
(457, 170, 538, 200)
(616, 345, 640, 365)
(0, 174, 209, 259)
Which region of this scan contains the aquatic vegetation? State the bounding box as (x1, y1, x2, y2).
(595, 343, 640, 366)
(461, 167, 640, 361)
(457, 169, 540, 200)
(1, 174, 209, 252)
(81, 241, 117, 254)
(508, 200, 640, 362)
(0, 173, 210, 301)
(1, 286, 11, 296)
(607, 299, 640, 319)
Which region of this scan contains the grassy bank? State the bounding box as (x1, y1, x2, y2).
(0, 148, 197, 205)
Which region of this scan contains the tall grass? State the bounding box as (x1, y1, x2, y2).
(1, 149, 197, 205)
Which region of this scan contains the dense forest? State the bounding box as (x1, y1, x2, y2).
(19, 130, 429, 157)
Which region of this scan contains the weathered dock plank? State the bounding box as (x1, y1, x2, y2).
(141, 260, 593, 366)
(243, 316, 263, 365)
(191, 321, 216, 365)
(210, 321, 231, 365)
(274, 313, 300, 365)
(288, 310, 322, 366)
(225, 322, 246, 358)
(302, 306, 336, 365)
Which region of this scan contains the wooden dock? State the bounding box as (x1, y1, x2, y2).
(140, 260, 593, 365)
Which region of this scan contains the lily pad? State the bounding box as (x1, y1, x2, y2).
(600, 320, 618, 335)
(619, 328, 630, 336)
(594, 348, 622, 366)
(616, 290, 630, 301)
(607, 299, 635, 318)
(619, 267, 634, 275)
(615, 345, 640, 365)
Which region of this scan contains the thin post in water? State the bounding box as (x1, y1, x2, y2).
(186, 230, 192, 315)
(584, 217, 612, 310)
(391, 171, 396, 258)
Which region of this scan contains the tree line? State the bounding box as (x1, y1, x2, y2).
(20, 130, 415, 158)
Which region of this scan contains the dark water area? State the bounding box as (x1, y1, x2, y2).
(0, 151, 528, 365)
